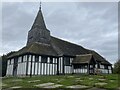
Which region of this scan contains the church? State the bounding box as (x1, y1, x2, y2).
(6, 4, 112, 76)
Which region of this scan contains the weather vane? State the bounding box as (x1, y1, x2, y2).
(39, 0, 42, 10)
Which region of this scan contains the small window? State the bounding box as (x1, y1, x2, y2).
(90, 65, 93, 68)
(8, 60, 10, 65)
(23, 56, 27, 62)
(64, 57, 70, 66)
(74, 65, 80, 69)
(50, 57, 53, 64)
(35, 56, 39, 62)
(104, 65, 108, 69)
(41, 56, 47, 63)
(9, 59, 11, 64)
(85, 65, 87, 68)
(21, 56, 23, 62)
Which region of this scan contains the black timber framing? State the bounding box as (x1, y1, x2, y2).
(30, 55, 33, 77)
(87, 63, 90, 74)
(13, 57, 18, 76)
(37, 57, 39, 75)
(63, 57, 65, 74)
(26, 55, 29, 76)
(40, 61, 42, 75)
(52, 58, 53, 75)
(43, 62, 45, 75)
(49, 57, 50, 75)
(34, 56, 35, 75)
(57, 57, 59, 75)
(46, 63, 47, 75)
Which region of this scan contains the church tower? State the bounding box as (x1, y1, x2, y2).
(27, 3, 51, 45)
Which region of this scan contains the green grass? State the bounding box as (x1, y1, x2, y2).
(2, 74, 119, 89)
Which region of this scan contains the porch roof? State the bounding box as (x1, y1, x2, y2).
(72, 54, 93, 64)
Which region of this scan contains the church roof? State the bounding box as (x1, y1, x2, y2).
(51, 37, 111, 65)
(72, 54, 93, 64)
(51, 36, 89, 56)
(7, 42, 58, 58)
(31, 9, 46, 30)
(7, 36, 111, 65)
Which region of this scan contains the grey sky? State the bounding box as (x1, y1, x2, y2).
(2, 2, 118, 64)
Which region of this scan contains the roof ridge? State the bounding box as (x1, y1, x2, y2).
(76, 54, 92, 56)
(51, 36, 87, 50)
(27, 44, 34, 52)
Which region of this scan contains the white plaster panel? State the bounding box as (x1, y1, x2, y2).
(22, 62, 26, 75)
(27, 62, 31, 75)
(108, 66, 111, 69)
(7, 60, 10, 65)
(61, 57, 63, 73)
(35, 63, 38, 75)
(44, 63, 47, 75)
(39, 56, 41, 62)
(47, 64, 50, 75)
(52, 64, 54, 75)
(41, 63, 44, 75)
(29, 55, 31, 62)
(59, 58, 61, 73)
(33, 56, 35, 62)
(38, 63, 40, 75)
(32, 62, 34, 75)
(49, 64, 52, 75)
(48, 57, 50, 63)
(54, 64, 57, 75)
(109, 70, 112, 73)
(11, 59, 13, 64)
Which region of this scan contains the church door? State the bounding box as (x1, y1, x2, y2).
(13, 58, 18, 76)
(89, 65, 94, 74)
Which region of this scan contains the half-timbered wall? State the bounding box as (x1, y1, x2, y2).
(108, 66, 112, 73)
(17, 56, 27, 75)
(58, 57, 63, 74)
(64, 58, 73, 74)
(98, 64, 112, 74)
(6, 55, 112, 76)
(73, 65, 88, 74)
(6, 59, 14, 76)
(27, 55, 58, 75)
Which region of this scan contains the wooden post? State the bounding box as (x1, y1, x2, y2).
(26, 55, 29, 76)
(30, 55, 33, 77)
(87, 63, 89, 74)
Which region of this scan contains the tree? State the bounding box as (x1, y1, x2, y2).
(0, 51, 16, 77)
(113, 59, 120, 74)
(1, 55, 7, 77)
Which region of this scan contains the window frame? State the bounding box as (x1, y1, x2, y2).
(41, 56, 47, 63)
(64, 57, 70, 66)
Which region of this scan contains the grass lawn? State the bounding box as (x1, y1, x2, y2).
(1, 74, 119, 89)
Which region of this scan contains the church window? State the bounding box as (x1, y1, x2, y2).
(8, 60, 10, 65)
(100, 65, 104, 69)
(74, 64, 80, 69)
(35, 56, 39, 62)
(41, 56, 47, 63)
(9, 59, 11, 65)
(50, 57, 53, 64)
(104, 65, 108, 69)
(85, 65, 87, 68)
(21, 56, 23, 62)
(90, 65, 93, 68)
(64, 57, 70, 66)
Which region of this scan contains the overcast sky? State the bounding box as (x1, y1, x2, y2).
(2, 2, 118, 64)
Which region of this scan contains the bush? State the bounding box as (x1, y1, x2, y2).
(113, 60, 120, 74)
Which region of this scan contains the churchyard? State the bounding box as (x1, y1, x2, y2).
(1, 74, 119, 90)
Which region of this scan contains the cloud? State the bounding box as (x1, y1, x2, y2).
(2, 2, 118, 64)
